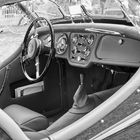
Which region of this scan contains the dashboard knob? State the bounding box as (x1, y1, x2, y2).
(72, 35, 78, 44)
(87, 35, 94, 45)
(72, 46, 77, 54)
(77, 56, 81, 61)
(118, 39, 124, 45)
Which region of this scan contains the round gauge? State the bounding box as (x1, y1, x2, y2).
(87, 35, 95, 45)
(56, 34, 68, 55)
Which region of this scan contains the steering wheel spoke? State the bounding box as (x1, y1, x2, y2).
(35, 56, 40, 79)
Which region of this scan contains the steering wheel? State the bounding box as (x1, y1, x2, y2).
(21, 17, 55, 82)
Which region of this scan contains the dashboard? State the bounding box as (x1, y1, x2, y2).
(39, 23, 140, 68)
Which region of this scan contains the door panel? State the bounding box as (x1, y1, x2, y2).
(0, 55, 63, 115)
(0, 67, 11, 108)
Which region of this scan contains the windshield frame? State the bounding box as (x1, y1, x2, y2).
(16, 0, 67, 21)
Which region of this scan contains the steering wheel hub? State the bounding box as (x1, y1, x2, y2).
(27, 38, 41, 59)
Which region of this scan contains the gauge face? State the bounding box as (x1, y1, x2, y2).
(42, 34, 51, 48)
(87, 35, 95, 45)
(72, 34, 78, 44)
(56, 34, 68, 55)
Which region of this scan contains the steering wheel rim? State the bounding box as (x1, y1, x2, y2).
(21, 17, 55, 82)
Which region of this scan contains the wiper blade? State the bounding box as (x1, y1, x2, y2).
(49, 0, 66, 18)
(80, 5, 94, 22)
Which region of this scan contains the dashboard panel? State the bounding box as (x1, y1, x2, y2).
(96, 35, 140, 63)
(39, 23, 140, 67)
(70, 33, 96, 65)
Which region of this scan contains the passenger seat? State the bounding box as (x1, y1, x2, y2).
(4, 104, 49, 132)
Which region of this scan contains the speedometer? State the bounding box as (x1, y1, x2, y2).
(56, 34, 68, 55)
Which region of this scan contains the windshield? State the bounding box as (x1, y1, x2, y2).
(24, 0, 64, 20)
(0, 0, 64, 63)
(116, 0, 140, 32)
(0, 0, 140, 64)
(60, 0, 124, 18)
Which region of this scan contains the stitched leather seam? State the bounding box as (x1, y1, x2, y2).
(21, 116, 47, 126)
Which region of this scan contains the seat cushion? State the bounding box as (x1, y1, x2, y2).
(4, 104, 49, 131)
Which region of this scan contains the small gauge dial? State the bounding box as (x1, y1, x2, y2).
(72, 34, 78, 44)
(87, 35, 95, 45)
(56, 34, 68, 55)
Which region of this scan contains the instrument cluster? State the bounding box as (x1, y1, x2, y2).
(70, 33, 96, 64)
(42, 32, 96, 65)
(42, 33, 68, 55)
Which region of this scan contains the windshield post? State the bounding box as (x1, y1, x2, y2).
(116, 0, 140, 34)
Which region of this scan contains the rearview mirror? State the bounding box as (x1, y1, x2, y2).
(68, 4, 82, 17)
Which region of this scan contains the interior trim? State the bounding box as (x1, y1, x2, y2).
(15, 81, 44, 98)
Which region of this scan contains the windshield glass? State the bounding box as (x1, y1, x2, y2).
(23, 0, 63, 20)
(60, 0, 124, 18)
(0, 0, 63, 63)
(116, 0, 140, 32)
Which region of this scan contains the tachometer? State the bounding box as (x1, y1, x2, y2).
(56, 34, 68, 55)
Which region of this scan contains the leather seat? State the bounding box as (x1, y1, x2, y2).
(4, 104, 49, 132)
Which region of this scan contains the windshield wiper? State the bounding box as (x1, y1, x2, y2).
(49, 0, 66, 18)
(80, 5, 94, 23)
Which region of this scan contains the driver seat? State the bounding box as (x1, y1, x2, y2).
(4, 104, 49, 132)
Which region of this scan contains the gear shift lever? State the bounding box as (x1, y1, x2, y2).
(73, 73, 87, 108)
(80, 73, 84, 85)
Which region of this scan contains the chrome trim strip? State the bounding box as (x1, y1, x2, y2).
(85, 28, 123, 36)
(90, 109, 140, 140)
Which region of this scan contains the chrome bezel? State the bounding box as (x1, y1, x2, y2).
(56, 34, 68, 55)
